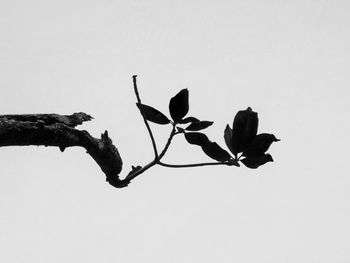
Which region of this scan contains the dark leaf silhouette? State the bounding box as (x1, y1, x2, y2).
(230, 107, 258, 154)
(169, 89, 189, 123)
(185, 121, 213, 131)
(180, 116, 199, 124)
(224, 124, 235, 155)
(136, 103, 170, 125)
(184, 132, 210, 146)
(201, 142, 232, 162)
(241, 154, 273, 169)
(243, 133, 280, 157)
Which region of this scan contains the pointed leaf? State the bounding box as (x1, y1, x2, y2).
(224, 124, 235, 155)
(243, 133, 280, 157)
(180, 116, 199, 124)
(137, 103, 170, 125)
(201, 142, 232, 162)
(185, 121, 213, 131)
(231, 107, 258, 154)
(169, 89, 189, 122)
(241, 154, 273, 169)
(184, 132, 210, 146)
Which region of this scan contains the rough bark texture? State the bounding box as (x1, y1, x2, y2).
(0, 113, 128, 188)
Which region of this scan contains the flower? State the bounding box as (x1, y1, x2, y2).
(224, 107, 279, 169)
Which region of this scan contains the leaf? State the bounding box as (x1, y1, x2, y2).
(241, 154, 273, 169)
(184, 132, 210, 146)
(180, 116, 199, 124)
(136, 103, 170, 125)
(231, 107, 258, 154)
(201, 142, 232, 162)
(185, 121, 213, 131)
(169, 89, 189, 122)
(224, 124, 235, 155)
(243, 133, 280, 157)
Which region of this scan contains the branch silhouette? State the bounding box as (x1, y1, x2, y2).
(0, 76, 279, 188)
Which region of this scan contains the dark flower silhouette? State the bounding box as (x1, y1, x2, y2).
(224, 107, 279, 168)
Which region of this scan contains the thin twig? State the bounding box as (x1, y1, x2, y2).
(124, 159, 157, 182)
(158, 124, 176, 159)
(158, 161, 230, 168)
(132, 75, 159, 158)
(124, 125, 176, 182)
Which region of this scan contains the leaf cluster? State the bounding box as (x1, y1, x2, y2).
(137, 89, 279, 169)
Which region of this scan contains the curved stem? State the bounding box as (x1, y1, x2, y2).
(124, 125, 176, 182)
(158, 161, 229, 168)
(158, 124, 176, 160)
(133, 75, 159, 158)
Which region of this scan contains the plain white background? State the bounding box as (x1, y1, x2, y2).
(0, 0, 349, 262)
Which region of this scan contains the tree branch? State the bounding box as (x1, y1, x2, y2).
(0, 113, 127, 188)
(0, 77, 262, 188)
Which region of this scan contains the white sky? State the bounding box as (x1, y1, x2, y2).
(0, 0, 349, 262)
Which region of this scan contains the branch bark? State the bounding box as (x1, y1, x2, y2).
(0, 113, 127, 188)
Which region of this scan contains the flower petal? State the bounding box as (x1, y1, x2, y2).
(241, 154, 273, 169)
(224, 124, 235, 155)
(231, 107, 258, 154)
(243, 133, 280, 157)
